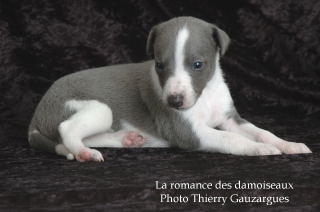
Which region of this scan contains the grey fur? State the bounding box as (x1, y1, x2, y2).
(211, 24, 230, 55)
(29, 131, 57, 153)
(29, 17, 229, 153)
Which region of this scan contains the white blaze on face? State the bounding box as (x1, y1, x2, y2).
(162, 26, 196, 109)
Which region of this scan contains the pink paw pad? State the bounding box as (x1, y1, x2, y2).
(76, 150, 91, 161)
(122, 131, 145, 147)
(76, 148, 104, 162)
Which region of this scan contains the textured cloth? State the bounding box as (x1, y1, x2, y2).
(0, 0, 319, 211)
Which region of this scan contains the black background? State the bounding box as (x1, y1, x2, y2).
(1, 0, 319, 211)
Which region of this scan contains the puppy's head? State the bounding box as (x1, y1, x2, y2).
(147, 17, 230, 110)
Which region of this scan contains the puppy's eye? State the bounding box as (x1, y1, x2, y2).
(155, 62, 164, 70)
(193, 61, 203, 70)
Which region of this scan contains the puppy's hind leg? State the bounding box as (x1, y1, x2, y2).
(59, 100, 113, 162)
(83, 130, 145, 148)
(83, 125, 169, 148)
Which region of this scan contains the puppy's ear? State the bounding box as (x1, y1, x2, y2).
(146, 26, 158, 58)
(211, 25, 230, 56)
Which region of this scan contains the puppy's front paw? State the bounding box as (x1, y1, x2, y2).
(248, 144, 282, 156)
(76, 147, 104, 162)
(279, 142, 312, 154)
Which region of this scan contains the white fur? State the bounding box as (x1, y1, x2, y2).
(57, 100, 168, 160)
(180, 54, 311, 155)
(83, 130, 129, 148)
(182, 55, 232, 128)
(181, 56, 281, 155)
(120, 121, 169, 147)
(222, 121, 312, 154)
(82, 121, 168, 148)
(162, 26, 196, 108)
(58, 100, 113, 160)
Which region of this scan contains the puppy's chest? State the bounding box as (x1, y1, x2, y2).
(183, 82, 232, 128)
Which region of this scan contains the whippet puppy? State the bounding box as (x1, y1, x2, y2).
(28, 17, 311, 162)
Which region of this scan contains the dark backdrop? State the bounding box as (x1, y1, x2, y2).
(1, 0, 319, 211)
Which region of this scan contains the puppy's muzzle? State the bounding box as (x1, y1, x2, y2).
(167, 94, 184, 109)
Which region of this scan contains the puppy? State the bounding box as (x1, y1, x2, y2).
(28, 17, 311, 162)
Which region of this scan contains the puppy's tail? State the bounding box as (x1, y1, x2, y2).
(28, 130, 75, 160)
(28, 129, 57, 154)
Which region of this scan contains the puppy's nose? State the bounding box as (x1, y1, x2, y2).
(167, 95, 184, 108)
